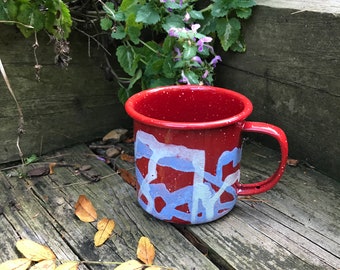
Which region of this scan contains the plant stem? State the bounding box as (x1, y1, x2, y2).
(0, 20, 33, 29)
(139, 39, 166, 57)
(0, 59, 25, 166)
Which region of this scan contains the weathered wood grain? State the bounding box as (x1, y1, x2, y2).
(0, 25, 130, 165)
(256, 0, 340, 14)
(215, 4, 340, 180)
(186, 142, 340, 269)
(0, 144, 218, 269)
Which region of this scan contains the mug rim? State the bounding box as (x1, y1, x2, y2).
(125, 85, 253, 129)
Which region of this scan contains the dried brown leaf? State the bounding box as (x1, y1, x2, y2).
(120, 153, 134, 163)
(55, 261, 79, 270)
(94, 218, 115, 247)
(29, 259, 56, 270)
(74, 195, 97, 222)
(114, 260, 143, 270)
(136, 237, 155, 265)
(49, 163, 57, 175)
(16, 239, 56, 262)
(287, 158, 299, 166)
(117, 168, 137, 188)
(103, 129, 128, 142)
(27, 167, 50, 177)
(0, 258, 31, 270)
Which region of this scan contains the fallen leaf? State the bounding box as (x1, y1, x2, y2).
(74, 195, 97, 222)
(94, 218, 115, 247)
(29, 259, 56, 270)
(136, 237, 155, 265)
(124, 137, 134, 143)
(0, 258, 31, 270)
(120, 153, 134, 163)
(114, 260, 143, 270)
(103, 129, 128, 142)
(49, 163, 57, 175)
(16, 239, 56, 261)
(55, 261, 79, 270)
(24, 154, 39, 165)
(117, 168, 137, 188)
(287, 158, 299, 166)
(27, 167, 50, 177)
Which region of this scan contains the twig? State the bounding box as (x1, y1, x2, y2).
(0, 20, 33, 29)
(73, 26, 111, 56)
(0, 59, 25, 165)
(32, 31, 42, 81)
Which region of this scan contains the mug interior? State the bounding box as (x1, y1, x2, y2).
(126, 85, 253, 129)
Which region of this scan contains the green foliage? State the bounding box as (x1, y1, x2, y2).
(100, 0, 256, 103)
(0, 0, 72, 39)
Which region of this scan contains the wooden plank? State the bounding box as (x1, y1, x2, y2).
(185, 142, 340, 269)
(215, 5, 340, 180)
(0, 144, 218, 269)
(256, 0, 340, 14)
(0, 175, 89, 269)
(0, 24, 131, 164)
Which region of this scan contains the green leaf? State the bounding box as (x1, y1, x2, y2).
(0, 0, 18, 20)
(111, 25, 126, 39)
(128, 68, 142, 89)
(147, 77, 175, 88)
(102, 2, 116, 19)
(236, 7, 252, 19)
(230, 39, 246, 52)
(189, 10, 204, 20)
(162, 55, 176, 78)
(182, 42, 197, 60)
(100, 17, 113, 31)
(58, 1, 72, 38)
(126, 14, 142, 44)
(200, 13, 217, 35)
(162, 35, 176, 54)
(164, 1, 184, 10)
(216, 17, 241, 51)
(145, 57, 164, 76)
(231, 0, 256, 8)
(174, 60, 186, 69)
(127, 26, 141, 44)
(183, 70, 200, 84)
(211, 0, 230, 17)
(24, 154, 39, 165)
(16, 3, 35, 37)
(136, 3, 160, 24)
(119, 0, 140, 12)
(118, 87, 131, 104)
(162, 14, 184, 32)
(116, 45, 138, 76)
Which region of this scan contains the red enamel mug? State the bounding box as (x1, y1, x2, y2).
(125, 85, 288, 224)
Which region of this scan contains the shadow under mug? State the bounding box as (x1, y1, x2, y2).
(125, 85, 288, 224)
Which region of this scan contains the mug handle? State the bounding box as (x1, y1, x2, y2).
(236, 121, 288, 196)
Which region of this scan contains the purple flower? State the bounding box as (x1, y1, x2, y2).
(183, 12, 190, 22)
(168, 27, 179, 37)
(192, 56, 203, 65)
(179, 70, 190, 84)
(191, 24, 200, 33)
(196, 36, 213, 52)
(210, 55, 222, 67)
(202, 70, 209, 79)
(174, 47, 182, 60)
